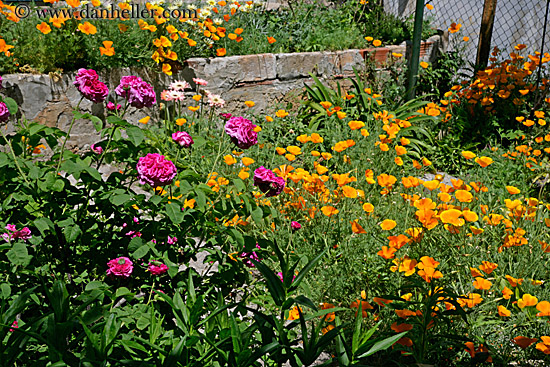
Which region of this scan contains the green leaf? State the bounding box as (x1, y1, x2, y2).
(228, 228, 244, 247)
(6, 243, 32, 267)
(115, 287, 132, 298)
(233, 178, 245, 192)
(3, 97, 18, 115)
(165, 202, 183, 224)
(132, 244, 150, 259)
(110, 193, 133, 206)
(289, 248, 328, 292)
(63, 224, 82, 243)
(150, 195, 163, 205)
(251, 259, 285, 306)
(90, 116, 103, 132)
(251, 206, 263, 224)
(128, 237, 143, 253)
(107, 115, 129, 127)
(357, 331, 408, 358)
(0, 283, 11, 299)
(34, 217, 53, 235)
(126, 126, 146, 147)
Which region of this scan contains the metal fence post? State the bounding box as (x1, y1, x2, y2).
(406, 0, 425, 101)
(476, 0, 498, 68)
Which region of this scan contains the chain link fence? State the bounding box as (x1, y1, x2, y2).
(384, 0, 550, 75)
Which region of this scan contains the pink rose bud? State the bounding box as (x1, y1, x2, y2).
(291, 221, 301, 230)
(106, 101, 122, 111)
(91, 143, 103, 154)
(172, 131, 194, 148)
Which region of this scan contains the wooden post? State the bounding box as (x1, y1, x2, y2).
(405, 0, 425, 101)
(476, 0, 498, 68)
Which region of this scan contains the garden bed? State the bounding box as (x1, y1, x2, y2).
(1, 34, 444, 150)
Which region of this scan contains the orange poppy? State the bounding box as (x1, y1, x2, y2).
(473, 277, 492, 290)
(321, 206, 339, 217)
(536, 301, 550, 316)
(351, 220, 367, 234)
(479, 261, 497, 274)
(498, 305, 511, 317)
(380, 219, 397, 230)
(377, 246, 397, 259)
(513, 336, 538, 349)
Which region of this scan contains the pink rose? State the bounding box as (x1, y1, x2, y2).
(12, 227, 31, 241)
(106, 257, 133, 278)
(73, 69, 109, 103)
(172, 131, 194, 148)
(0, 102, 10, 123)
(253, 166, 285, 197)
(3, 224, 31, 242)
(239, 244, 261, 268)
(224, 116, 258, 150)
(74, 68, 98, 89)
(291, 221, 301, 230)
(147, 261, 168, 275)
(115, 75, 156, 109)
(136, 153, 177, 187)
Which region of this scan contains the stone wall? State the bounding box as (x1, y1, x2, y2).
(0, 35, 444, 151)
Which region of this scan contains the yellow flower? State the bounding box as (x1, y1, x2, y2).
(506, 186, 521, 195)
(518, 294, 538, 309)
(176, 118, 186, 126)
(224, 155, 236, 165)
(348, 120, 365, 130)
(241, 157, 254, 166)
(462, 151, 476, 160)
(275, 109, 289, 118)
(286, 146, 302, 156)
(372, 39, 382, 47)
(78, 22, 97, 35)
(380, 219, 396, 230)
(99, 40, 115, 56)
(238, 168, 250, 180)
(419, 61, 429, 69)
(362, 203, 374, 213)
(475, 156, 494, 168)
(36, 22, 52, 34)
(244, 101, 255, 107)
(162, 64, 172, 75)
(138, 116, 150, 124)
(365, 36, 373, 42)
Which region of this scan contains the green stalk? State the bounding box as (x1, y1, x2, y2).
(55, 97, 83, 175)
(0, 127, 31, 186)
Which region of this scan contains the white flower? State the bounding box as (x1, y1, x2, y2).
(187, 4, 196, 10)
(207, 0, 216, 5)
(213, 18, 223, 25)
(208, 94, 225, 108)
(229, 3, 238, 9)
(170, 80, 191, 91)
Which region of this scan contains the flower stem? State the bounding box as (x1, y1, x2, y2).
(0, 128, 30, 186)
(55, 97, 83, 176)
